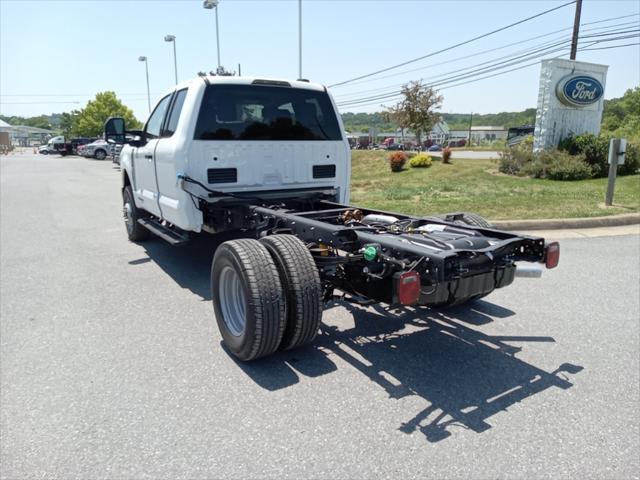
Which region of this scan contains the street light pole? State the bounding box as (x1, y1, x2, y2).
(215, 5, 221, 69)
(203, 0, 221, 70)
(164, 34, 178, 84)
(138, 56, 151, 113)
(298, 0, 302, 79)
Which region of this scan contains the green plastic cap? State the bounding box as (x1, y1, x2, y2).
(363, 245, 378, 262)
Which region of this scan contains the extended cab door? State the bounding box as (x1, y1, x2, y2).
(153, 88, 203, 230)
(132, 94, 172, 217)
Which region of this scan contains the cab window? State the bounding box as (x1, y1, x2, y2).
(162, 89, 188, 137)
(146, 95, 172, 139)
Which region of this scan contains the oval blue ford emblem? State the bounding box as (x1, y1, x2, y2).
(556, 75, 604, 107)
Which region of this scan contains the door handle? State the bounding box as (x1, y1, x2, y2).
(145, 155, 153, 160)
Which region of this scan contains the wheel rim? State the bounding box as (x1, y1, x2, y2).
(96, 150, 105, 160)
(218, 266, 247, 337)
(123, 195, 134, 233)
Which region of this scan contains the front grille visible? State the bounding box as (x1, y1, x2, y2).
(313, 164, 336, 179)
(207, 168, 237, 184)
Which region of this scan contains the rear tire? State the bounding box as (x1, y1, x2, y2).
(212, 239, 286, 361)
(95, 149, 107, 160)
(260, 235, 323, 350)
(123, 185, 150, 242)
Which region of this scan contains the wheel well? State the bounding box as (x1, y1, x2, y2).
(122, 171, 131, 190)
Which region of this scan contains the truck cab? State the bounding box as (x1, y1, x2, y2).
(112, 76, 350, 233)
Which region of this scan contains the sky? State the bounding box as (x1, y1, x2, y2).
(1, 0, 639, 122)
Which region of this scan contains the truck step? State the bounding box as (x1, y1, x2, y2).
(137, 218, 189, 245)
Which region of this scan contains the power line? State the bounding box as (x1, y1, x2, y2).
(335, 34, 637, 108)
(335, 29, 638, 105)
(328, 0, 577, 87)
(336, 41, 638, 110)
(331, 15, 639, 91)
(579, 41, 640, 50)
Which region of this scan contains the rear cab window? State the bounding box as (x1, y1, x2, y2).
(194, 84, 342, 141)
(162, 88, 188, 137)
(146, 95, 172, 139)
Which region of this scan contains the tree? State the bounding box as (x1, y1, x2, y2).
(74, 92, 142, 137)
(59, 110, 80, 138)
(601, 87, 640, 142)
(384, 81, 443, 144)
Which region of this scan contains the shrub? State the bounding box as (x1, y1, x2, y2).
(558, 133, 639, 177)
(558, 133, 609, 177)
(498, 137, 534, 175)
(388, 151, 407, 172)
(442, 147, 452, 164)
(624, 142, 640, 175)
(522, 150, 592, 180)
(409, 153, 432, 168)
(547, 152, 592, 180)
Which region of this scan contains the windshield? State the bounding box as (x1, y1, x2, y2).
(194, 84, 342, 141)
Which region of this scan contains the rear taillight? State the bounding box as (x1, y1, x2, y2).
(394, 271, 421, 305)
(545, 242, 560, 269)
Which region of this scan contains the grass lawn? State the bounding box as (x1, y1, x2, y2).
(350, 150, 640, 220)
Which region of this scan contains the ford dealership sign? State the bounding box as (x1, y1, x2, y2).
(556, 75, 604, 107)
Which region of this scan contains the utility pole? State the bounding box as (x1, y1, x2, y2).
(468, 112, 473, 146)
(570, 0, 583, 60)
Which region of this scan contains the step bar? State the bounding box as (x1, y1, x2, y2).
(137, 218, 189, 245)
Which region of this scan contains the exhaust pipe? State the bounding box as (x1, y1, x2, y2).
(515, 264, 543, 278)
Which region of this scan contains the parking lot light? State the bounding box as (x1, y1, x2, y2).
(203, 0, 221, 69)
(138, 56, 151, 113)
(164, 34, 178, 84)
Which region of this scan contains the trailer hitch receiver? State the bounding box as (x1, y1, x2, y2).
(393, 271, 421, 305)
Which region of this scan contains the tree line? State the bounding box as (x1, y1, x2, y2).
(3, 87, 637, 142)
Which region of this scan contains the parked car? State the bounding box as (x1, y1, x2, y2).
(387, 143, 405, 151)
(428, 144, 443, 152)
(82, 139, 110, 160)
(70, 137, 97, 155)
(38, 145, 51, 155)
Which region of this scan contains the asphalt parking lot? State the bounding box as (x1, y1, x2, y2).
(1, 153, 639, 479)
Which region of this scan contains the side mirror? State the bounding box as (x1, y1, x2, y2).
(104, 117, 126, 144)
(127, 131, 146, 148)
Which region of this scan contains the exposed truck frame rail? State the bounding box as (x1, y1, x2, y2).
(248, 200, 548, 306)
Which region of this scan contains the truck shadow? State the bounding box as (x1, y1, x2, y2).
(235, 300, 582, 443)
(135, 232, 244, 300)
(131, 237, 583, 443)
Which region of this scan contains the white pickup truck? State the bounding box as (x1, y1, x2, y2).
(105, 75, 558, 361)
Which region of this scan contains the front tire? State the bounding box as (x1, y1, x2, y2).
(94, 149, 107, 160)
(123, 185, 150, 242)
(457, 212, 492, 228)
(260, 235, 323, 351)
(212, 239, 286, 361)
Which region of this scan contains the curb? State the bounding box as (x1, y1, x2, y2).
(491, 213, 640, 231)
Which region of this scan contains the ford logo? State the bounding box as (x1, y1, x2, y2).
(556, 74, 604, 107)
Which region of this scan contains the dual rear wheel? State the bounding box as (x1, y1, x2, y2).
(211, 235, 322, 361)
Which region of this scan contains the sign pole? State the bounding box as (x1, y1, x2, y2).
(605, 138, 620, 206)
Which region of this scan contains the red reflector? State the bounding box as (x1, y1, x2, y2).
(545, 242, 560, 269)
(396, 271, 421, 305)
